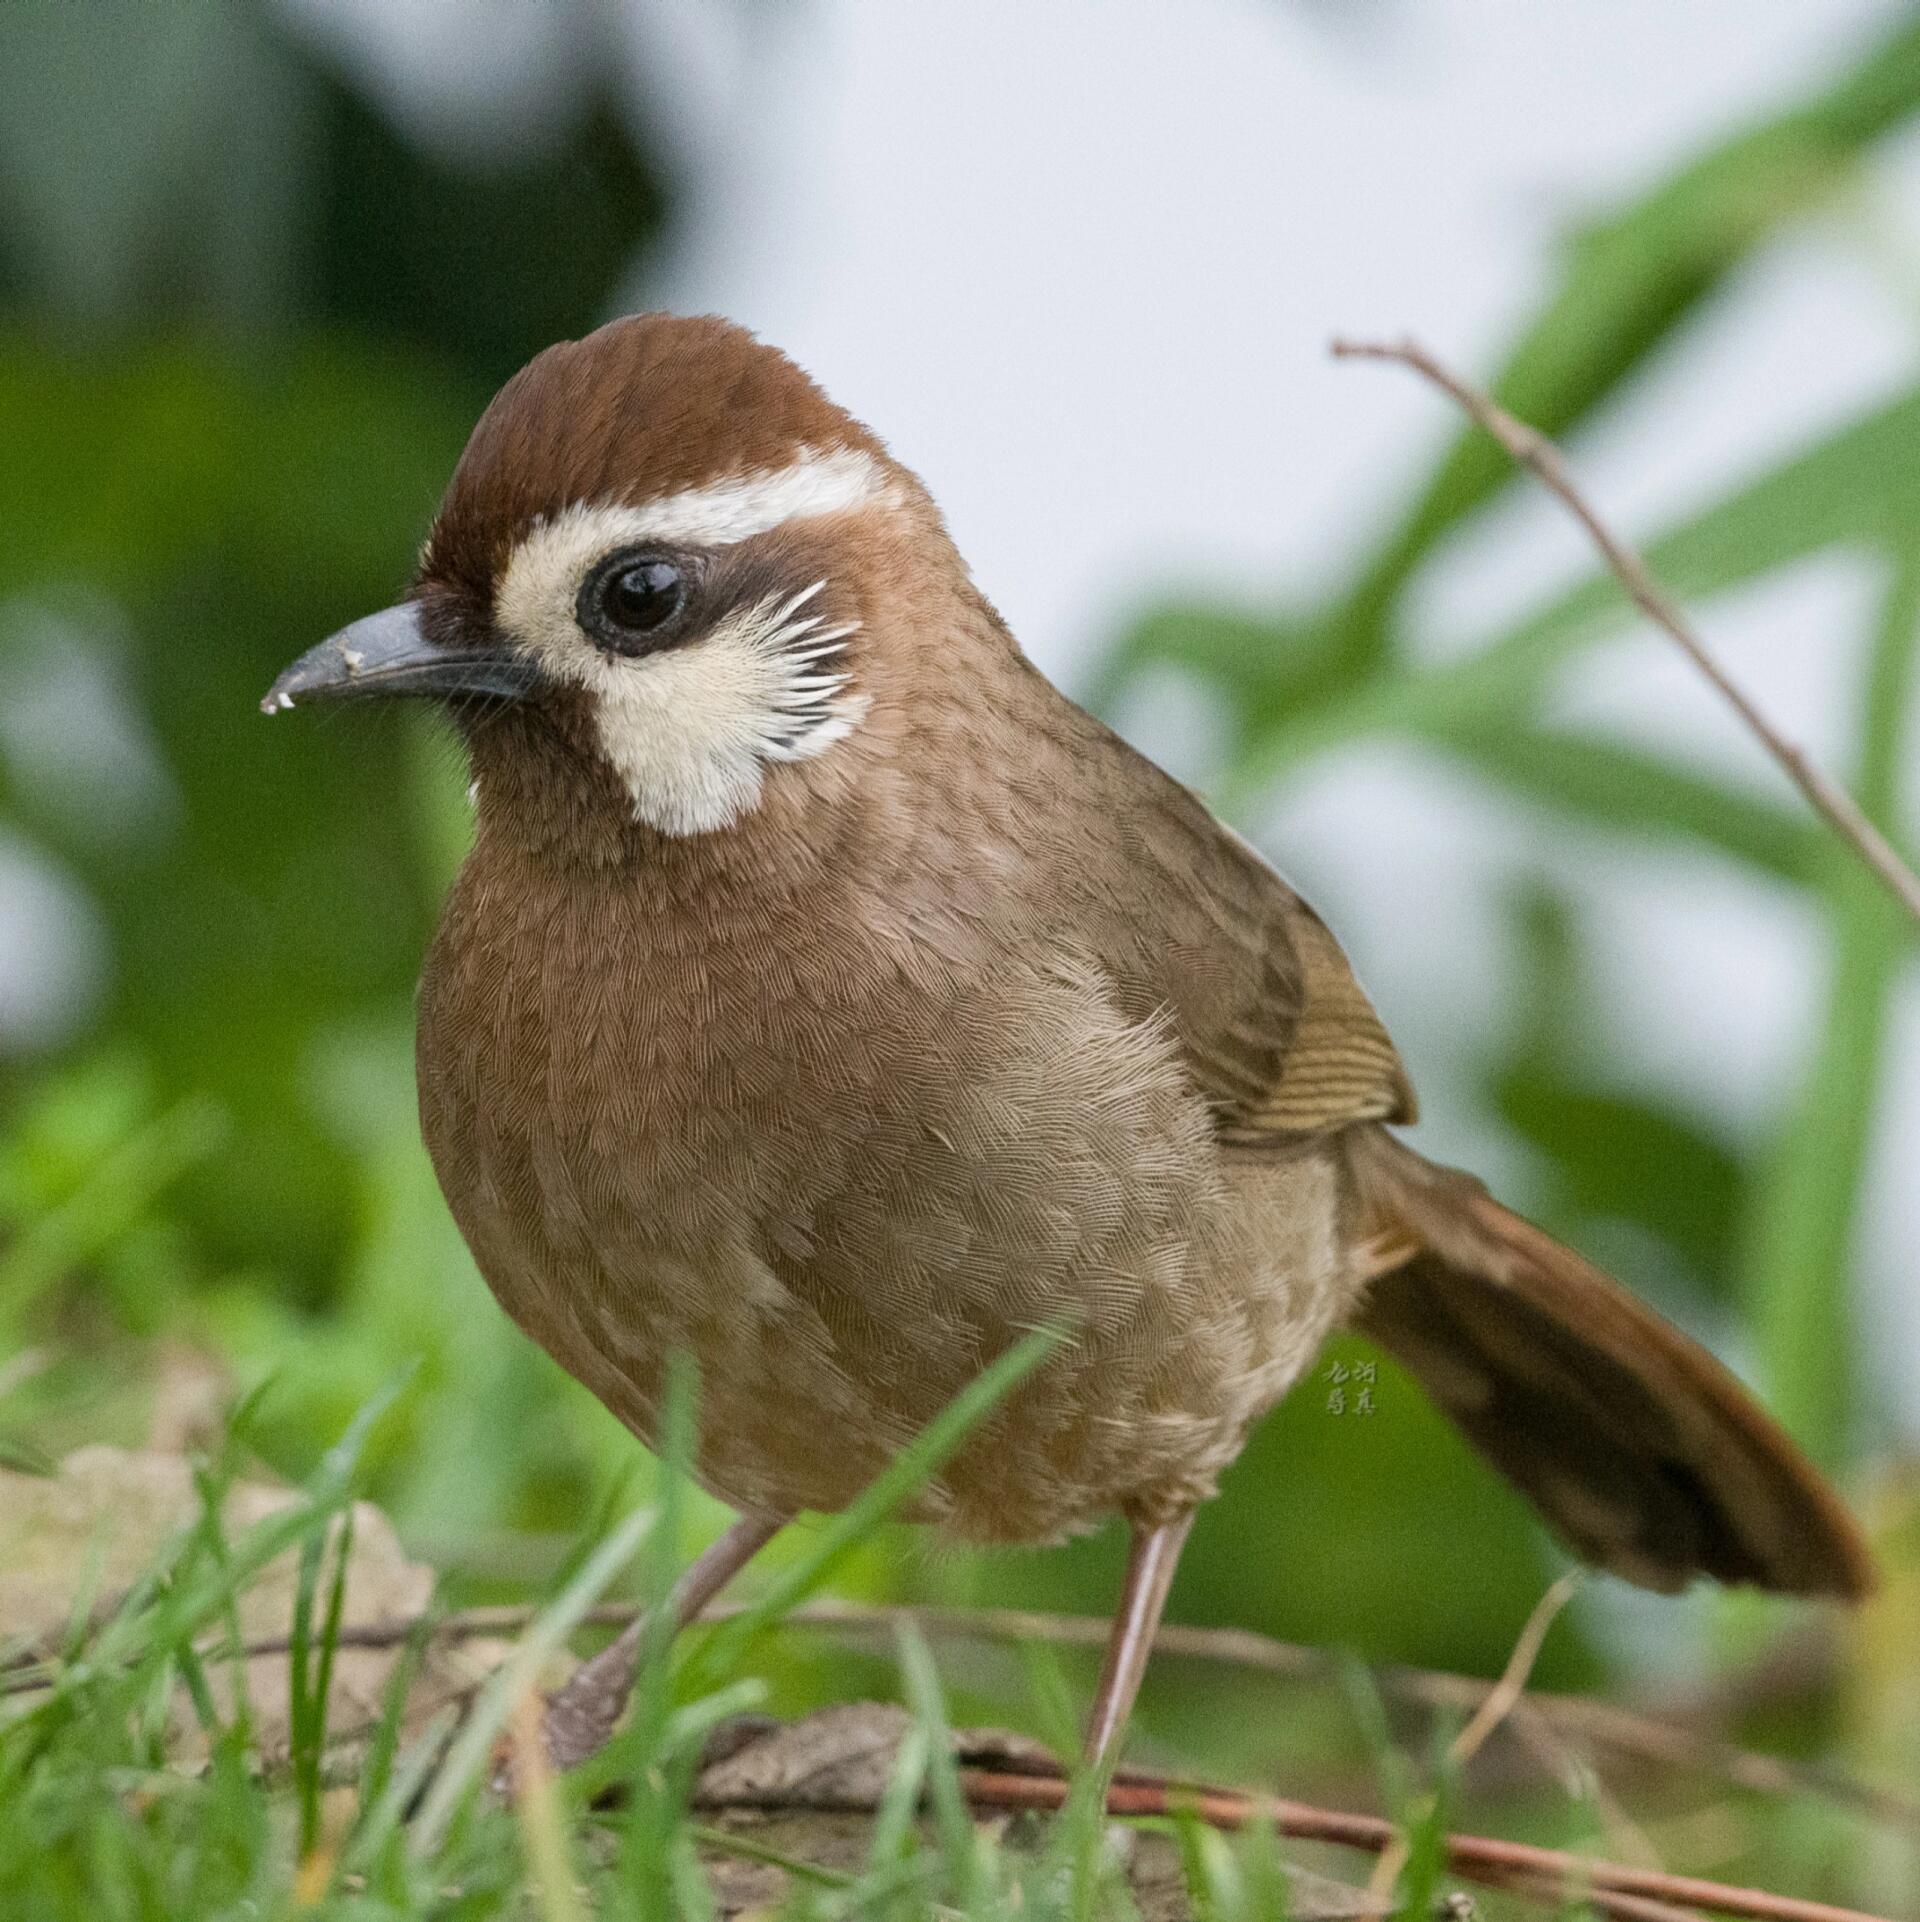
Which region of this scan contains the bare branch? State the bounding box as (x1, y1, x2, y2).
(1330, 334, 1920, 930)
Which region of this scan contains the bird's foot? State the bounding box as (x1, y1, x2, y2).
(490, 1619, 646, 1795)
(488, 1510, 789, 1796)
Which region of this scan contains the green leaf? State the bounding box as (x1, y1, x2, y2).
(0, 1434, 56, 1477)
(1231, 383, 1920, 796)
(1742, 555, 1919, 1461)
(1086, 605, 1333, 726)
(0, 1096, 225, 1321)
(289, 1507, 354, 1858)
(1491, 886, 1770, 1315)
(1423, 720, 1822, 883)
(1496, 1072, 1747, 1307)
(620, 1355, 700, 1922)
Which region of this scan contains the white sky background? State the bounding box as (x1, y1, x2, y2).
(237, 0, 1920, 1437)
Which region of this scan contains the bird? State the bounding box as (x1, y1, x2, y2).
(264, 312, 1871, 1773)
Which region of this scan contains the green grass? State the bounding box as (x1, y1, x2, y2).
(0, 1345, 1542, 1922)
(8, 1338, 1326, 1922)
(4, 1365, 1912, 1921)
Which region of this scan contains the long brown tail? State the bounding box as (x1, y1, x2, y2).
(1346, 1130, 1872, 1600)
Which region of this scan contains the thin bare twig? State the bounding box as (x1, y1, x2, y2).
(751, 1601, 1913, 1829)
(1329, 333, 1920, 930)
(1449, 1572, 1581, 1772)
(1367, 1574, 1582, 1909)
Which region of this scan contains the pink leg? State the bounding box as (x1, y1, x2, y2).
(539, 1510, 784, 1770)
(1082, 1511, 1196, 1770)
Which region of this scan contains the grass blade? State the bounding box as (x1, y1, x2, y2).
(896, 1623, 984, 1913)
(1427, 719, 1821, 884)
(621, 1353, 699, 1922)
(1743, 556, 1919, 1460)
(0, 1097, 225, 1318)
(408, 1502, 655, 1857)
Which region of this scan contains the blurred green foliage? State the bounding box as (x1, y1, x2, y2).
(0, 0, 665, 1544)
(1, 13, 1918, 1876)
(1098, 17, 1920, 1497)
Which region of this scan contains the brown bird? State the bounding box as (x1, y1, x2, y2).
(265, 313, 1870, 1771)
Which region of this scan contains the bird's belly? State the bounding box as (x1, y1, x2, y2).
(451, 1155, 1348, 1543)
(420, 947, 1353, 1541)
(450, 1220, 931, 1523)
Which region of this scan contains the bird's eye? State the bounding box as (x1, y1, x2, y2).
(606, 560, 681, 630)
(580, 552, 687, 654)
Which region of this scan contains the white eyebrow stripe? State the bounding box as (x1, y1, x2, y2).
(617, 445, 901, 547)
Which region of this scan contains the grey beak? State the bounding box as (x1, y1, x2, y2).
(261, 603, 540, 714)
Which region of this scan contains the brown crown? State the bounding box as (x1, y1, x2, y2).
(420, 314, 891, 599)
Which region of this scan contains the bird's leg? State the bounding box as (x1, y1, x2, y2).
(1081, 1510, 1195, 1770)
(537, 1510, 785, 1772)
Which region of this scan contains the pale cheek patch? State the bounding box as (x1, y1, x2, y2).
(492, 447, 896, 836)
(582, 590, 869, 836)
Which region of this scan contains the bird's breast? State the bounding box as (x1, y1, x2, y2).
(416, 848, 883, 1250)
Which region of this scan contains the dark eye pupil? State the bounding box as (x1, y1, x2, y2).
(605, 560, 681, 631)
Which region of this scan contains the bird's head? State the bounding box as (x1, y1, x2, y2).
(265, 314, 954, 840)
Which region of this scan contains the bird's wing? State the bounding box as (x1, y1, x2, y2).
(1072, 715, 1416, 1145)
(1201, 886, 1416, 1144)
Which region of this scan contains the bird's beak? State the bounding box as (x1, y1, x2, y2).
(261, 603, 541, 714)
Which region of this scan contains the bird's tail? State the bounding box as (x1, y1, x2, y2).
(1345, 1129, 1872, 1600)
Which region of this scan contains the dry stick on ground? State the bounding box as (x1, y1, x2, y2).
(145, 1597, 1916, 1830)
(26, 1588, 1877, 1920)
(709, 1602, 1918, 1830)
(1327, 334, 1920, 931)
(193, 1596, 1899, 1922)
(1492, 1871, 1707, 1922)
(959, 1771, 1892, 1922)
